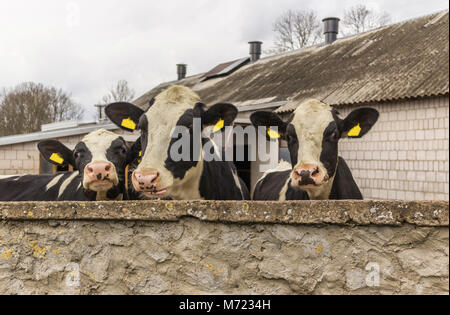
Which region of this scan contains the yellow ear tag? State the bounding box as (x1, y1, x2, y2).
(348, 124, 362, 137)
(138, 151, 142, 163)
(139, 151, 142, 157)
(50, 153, 64, 165)
(213, 119, 225, 132)
(267, 128, 281, 139)
(121, 118, 136, 130)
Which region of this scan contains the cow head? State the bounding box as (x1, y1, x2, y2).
(105, 85, 237, 199)
(38, 129, 133, 197)
(251, 99, 379, 197)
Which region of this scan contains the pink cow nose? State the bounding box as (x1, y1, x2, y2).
(292, 164, 325, 186)
(85, 162, 114, 181)
(133, 171, 160, 191)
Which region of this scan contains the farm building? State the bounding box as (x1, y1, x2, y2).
(133, 10, 450, 200)
(0, 10, 448, 200)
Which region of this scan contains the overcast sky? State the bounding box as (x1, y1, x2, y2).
(0, 0, 448, 119)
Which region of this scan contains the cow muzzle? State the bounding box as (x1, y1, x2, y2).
(84, 161, 117, 191)
(132, 170, 170, 197)
(292, 164, 329, 188)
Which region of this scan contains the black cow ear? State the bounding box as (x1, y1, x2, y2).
(250, 111, 287, 141)
(200, 103, 238, 132)
(105, 102, 144, 132)
(126, 137, 142, 165)
(148, 98, 155, 108)
(38, 140, 75, 168)
(341, 108, 379, 138)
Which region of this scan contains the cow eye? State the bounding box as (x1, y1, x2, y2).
(113, 146, 127, 154)
(286, 133, 296, 143)
(138, 122, 147, 132)
(74, 148, 86, 159)
(330, 131, 339, 141)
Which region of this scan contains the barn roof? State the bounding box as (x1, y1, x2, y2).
(134, 10, 449, 113)
(202, 57, 250, 81)
(0, 121, 138, 147)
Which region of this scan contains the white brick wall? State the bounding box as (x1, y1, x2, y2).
(338, 95, 449, 201)
(0, 142, 40, 175)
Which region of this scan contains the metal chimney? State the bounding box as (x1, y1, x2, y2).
(94, 104, 108, 123)
(322, 17, 340, 44)
(249, 41, 263, 62)
(177, 64, 187, 80)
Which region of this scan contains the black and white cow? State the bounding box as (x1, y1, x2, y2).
(0, 129, 134, 201)
(106, 85, 250, 200)
(251, 99, 379, 200)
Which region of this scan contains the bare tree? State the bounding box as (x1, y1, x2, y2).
(101, 80, 135, 105)
(343, 4, 391, 35)
(0, 82, 84, 137)
(272, 9, 321, 53)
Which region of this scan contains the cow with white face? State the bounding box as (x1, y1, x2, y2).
(0, 129, 134, 201)
(106, 85, 249, 200)
(251, 99, 379, 200)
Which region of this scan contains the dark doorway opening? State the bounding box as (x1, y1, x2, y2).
(233, 145, 251, 190)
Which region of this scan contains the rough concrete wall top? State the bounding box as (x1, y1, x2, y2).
(0, 200, 448, 227)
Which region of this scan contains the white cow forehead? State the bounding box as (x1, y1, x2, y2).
(82, 129, 121, 160)
(82, 129, 121, 146)
(146, 85, 200, 123)
(144, 85, 201, 132)
(291, 99, 334, 132)
(154, 85, 200, 105)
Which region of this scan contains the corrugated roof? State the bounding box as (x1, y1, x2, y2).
(0, 122, 115, 146)
(0, 122, 139, 146)
(134, 11, 449, 112)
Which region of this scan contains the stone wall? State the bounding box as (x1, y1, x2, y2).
(338, 95, 449, 201)
(0, 200, 448, 295)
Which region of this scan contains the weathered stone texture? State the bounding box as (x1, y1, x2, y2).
(0, 209, 448, 295)
(0, 200, 448, 227)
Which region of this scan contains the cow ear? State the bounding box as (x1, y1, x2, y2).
(105, 102, 144, 132)
(341, 108, 379, 138)
(126, 137, 142, 165)
(38, 140, 75, 168)
(148, 98, 155, 108)
(200, 103, 238, 132)
(250, 111, 287, 141)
